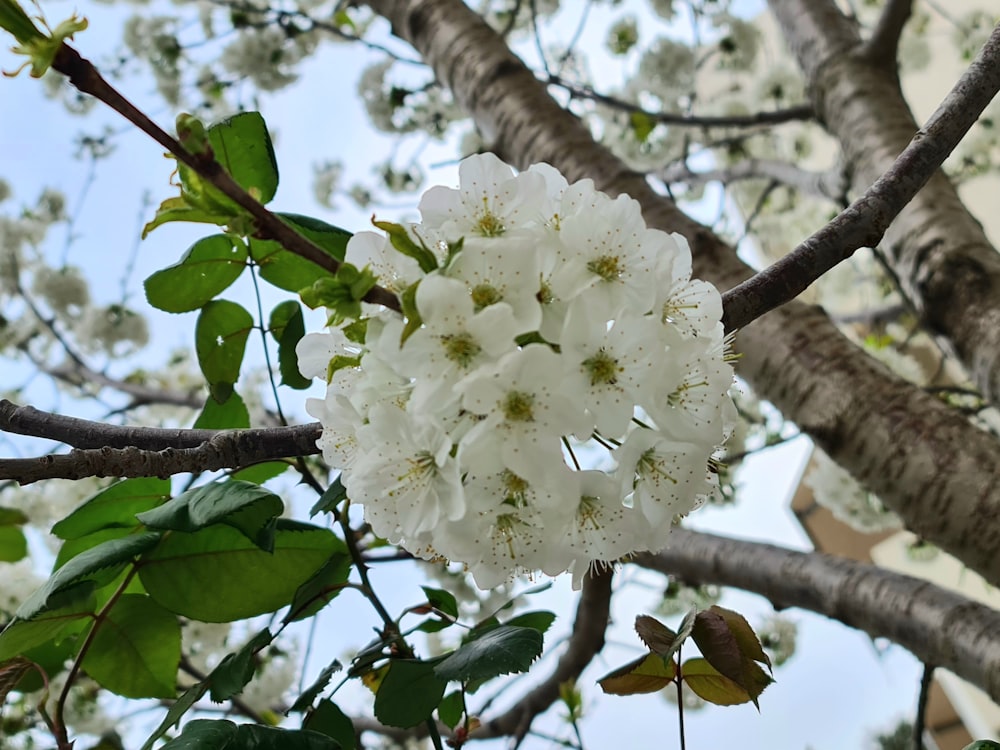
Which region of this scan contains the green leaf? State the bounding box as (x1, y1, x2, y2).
(299, 263, 378, 325)
(374, 659, 447, 728)
(303, 699, 354, 749)
(434, 626, 542, 683)
(52, 479, 171, 541)
(55, 528, 136, 570)
(140, 682, 210, 750)
(269, 300, 311, 390)
(230, 461, 290, 484)
(82, 594, 180, 698)
(399, 281, 422, 345)
(233, 725, 339, 750)
(0, 603, 92, 660)
(194, 390, 250, 429)
(3, 635, 79, 692)
(138, 522, 336, 622)
(681, 657, 771, 707)
(159, 719, 237, 749)
(437, 690, 464, 730)
(598, 652, 676, 695)
(371, 220, 438, 273)
(17, 533, 162, 620)
(310, 476, 347, 516)
(144, 235, 247, 313)
(421, 586, 458, 619)
(137, 480, 283, 551)
(284, 547, 352, 623)
(630, 111, 656, 143)
(142, 196, 233, 239)
(195, 300, 254, 399)
(964, 743, 1000, 750)
(207, 111, 279, 205)
(289, 661, 342, 714)
(251, 213, 350, 292)
(0, 526, 26, 562)
(505, 611, 556, 636)
(209, 628, 274, 703)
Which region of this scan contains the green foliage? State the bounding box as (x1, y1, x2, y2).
(289, 661, 342, 714)
(434, 625, 543, 683)
(136, 480, 284, 551)
(194, 390, 250, 429)
(144, 235, 247, 314)
(681, 657, 770, 706)
(299, 262, 378, 326)
(374, 659, 447, 728)
(0, 507, 27, 562)
(310, 476, 347, 516)
(195, 299, 254, 402)
(598, 652, 677, 695)
(208, 628, 274, 703)
(689, 605, 772, 708)
(370, 219, 438, 273)
(284, 547, 352, 623)
(159, 719, 339, 750)
(138, 521, 337, 622)
(302, 699, 355, 749)
(269, 300, 311, 390)
(81, 594, 181, 698)
(250, 213, 351, 292)
(207, 111, 279, 204)
(437, 690, 464, 730)
(52, 478, 171, 541)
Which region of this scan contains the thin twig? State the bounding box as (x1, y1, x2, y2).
(722, 22, 1000, 332)
(913, 663, 934, 750)
(861, 0, 914, 69)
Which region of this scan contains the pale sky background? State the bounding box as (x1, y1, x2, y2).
(0, 1, 927, 748)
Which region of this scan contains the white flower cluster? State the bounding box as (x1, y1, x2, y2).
(298, 154, 735, 588)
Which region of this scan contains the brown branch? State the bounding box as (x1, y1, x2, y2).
(633, 529, 1000, 705)
(0, 400, 321, 484)
(549, 73, 815, 128)
(721, 22, 1000, 332)
(861, 0, 914, 69)
(48, 43, 401, 314)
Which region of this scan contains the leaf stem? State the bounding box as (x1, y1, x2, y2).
(675, 644, 686, 750)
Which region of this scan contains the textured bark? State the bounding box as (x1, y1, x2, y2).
(362, 0, 1000, 584)
(635, 528, 1000, 704)
(768, 0, 1000, 406)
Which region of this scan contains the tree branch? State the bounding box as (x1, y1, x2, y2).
(47, 43, 402, 314)
(721, 22, 1000, 331)
(657, 157, 847, 202)
(633, 529, 1000, 705)
(861, 0, 914, 69)
(548, 74, 815, 128)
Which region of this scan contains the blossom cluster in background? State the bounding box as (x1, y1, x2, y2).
(298, 154, 735, 588)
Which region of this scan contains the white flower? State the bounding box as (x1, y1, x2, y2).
(419, 153, 545, 240)
(295, 328, 361, 381)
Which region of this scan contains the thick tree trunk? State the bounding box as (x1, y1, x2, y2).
(363, 0, 1000, 586)
(768, 0, 1000, 406)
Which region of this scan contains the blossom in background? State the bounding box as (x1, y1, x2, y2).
(297, 153, 735, 588)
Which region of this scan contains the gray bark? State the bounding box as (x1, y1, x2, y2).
(768, 0, 1000, 406)
(362, 0, 1000, 585)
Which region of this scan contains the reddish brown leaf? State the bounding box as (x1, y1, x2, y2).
(598, 652, 677, 695)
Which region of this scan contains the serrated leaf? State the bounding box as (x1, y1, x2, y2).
(0, 603, 93, 660)
(434, 625, 542, 683)
(421, 586, 459, 619)
(635, 614, 676, 654)
(0, 525, 26, 562)
(52, 479, 171, 541)
(137, 480, 283, 551)
(144, 235, 247, 313)
(194, 391, 250, 429)
(285, 547, 352, 623)
(302, 699, 354, 749)
(82, 594, 180, 698)
(17, 533, 162, 620)
(140, 682, 209, 750)
(138, 522, 336, 622)
(159, 719, 237, 749)
(598, 652, 677, 695)
(209, 628, 273, 703)
(681, 657, 771, 707)
(437, 690, 464, 730)
(371, 220, 437, 273)
(142, 197, 231, 238)
(251, 213, 350, 292)
(269, 300, 311, 390)
(709, 605, 772, 670)
(288, 661, 342, 714)
(375, 660, 447, 728)
(691, 606, 771, 700)
(504, 611, 556, 636)
(207, 111, 279, 205)
(195, 299, 254, 395)
(311, 477, 347, 516)
(233, 724, 339, 750)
